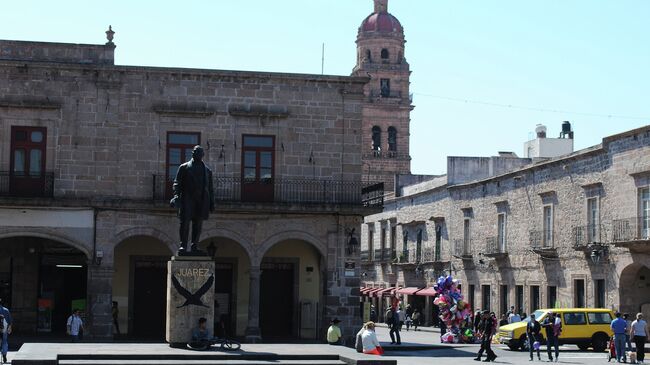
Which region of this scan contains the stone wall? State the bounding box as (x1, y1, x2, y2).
(362, 126, 650, 316)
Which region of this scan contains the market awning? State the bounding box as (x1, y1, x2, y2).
(360, 287, 373, 295)
(375, 287, 399, 297)
(415, 287, 439, 296)
(367, 288, 384, 297)
(396, 287, 422, 295)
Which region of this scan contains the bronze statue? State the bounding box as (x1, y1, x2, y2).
(170, 145, 215, 255)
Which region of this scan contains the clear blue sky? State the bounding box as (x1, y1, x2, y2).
(3, 1, 649, 175)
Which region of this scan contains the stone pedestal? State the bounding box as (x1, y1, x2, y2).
(166, 256, 215, 346)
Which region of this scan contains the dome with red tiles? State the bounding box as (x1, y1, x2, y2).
(359, 0, 403, 34)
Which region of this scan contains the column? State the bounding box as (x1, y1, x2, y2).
(244, 265, 262, 343)
(86, 264, 114, 340)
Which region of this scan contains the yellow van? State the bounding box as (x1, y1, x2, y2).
(497, 308, 614, 352)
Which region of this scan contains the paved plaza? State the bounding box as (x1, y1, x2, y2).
(6, 325, 638, 365)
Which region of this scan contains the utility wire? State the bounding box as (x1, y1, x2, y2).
(413, 92, 650, 121)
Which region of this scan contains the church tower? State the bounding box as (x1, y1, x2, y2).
(353, 0, 412, 189)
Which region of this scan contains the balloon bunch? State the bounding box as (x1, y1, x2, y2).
(432, 275, 475, 343)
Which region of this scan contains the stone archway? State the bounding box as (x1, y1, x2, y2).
(112, 235, 173, 339)
(619, 263, 650, 318)
(0, 228, 92, 259)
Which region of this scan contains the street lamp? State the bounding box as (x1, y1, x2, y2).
(588, 242, 608, 265)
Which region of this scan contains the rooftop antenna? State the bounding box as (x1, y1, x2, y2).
(321, 43, 325, 75)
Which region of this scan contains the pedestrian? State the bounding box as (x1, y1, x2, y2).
(474, 310, 497, 362)
(412, 309, 421, 331)
(623, 313, 632, 353)
(611, 312, 628, 363)
(542, 312, 560, 362)
(361, 322, 384, 355)
(506, 305, 515, 317)
(499, 314, 508, 327)
(405, 304, 413, 319)
(630, 312, 648, 364)
(474, 310, 482, 332)
(369, 305, 377, 323)
(66, 309, 84, 342)
(508, 309, 522, 323)
(397, 306, 406, 330)
(112, 301, 120, 335)
(189, 317, 212, 349)
(526, 313, 542, 361)
(0, 298, 12, 364)
(388, 307, 401, 345)
(404, 314, 413, 331)
(326, 318, 342, 345)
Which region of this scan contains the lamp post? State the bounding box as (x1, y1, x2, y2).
(588, 242, 608, 265)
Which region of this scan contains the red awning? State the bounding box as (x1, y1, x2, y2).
(360, 287, 373, 295)
(375, 287, 398, 297)
(367, 288, 384, 297)
(396, 287, 422, 295)
(415, 287, 439, 296)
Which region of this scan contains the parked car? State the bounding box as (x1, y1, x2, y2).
(496, 308, 614, 352)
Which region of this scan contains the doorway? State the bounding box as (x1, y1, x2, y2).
(214, 262, 235, 337)
(39, 256, 87, 333)
(259, 261, 294, 340)
(132, 259, 167, 338)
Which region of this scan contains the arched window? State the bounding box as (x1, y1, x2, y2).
(366, 50, 372, 62)
(371, 126, 381, 151)
(388, 126, 397, 152)
(381, 48, 389, 60)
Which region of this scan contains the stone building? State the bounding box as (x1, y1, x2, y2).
(0, 0, 411, 341)
(361, 124, 650, 331)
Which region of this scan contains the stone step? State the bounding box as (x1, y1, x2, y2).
(59, 360, 347, 365)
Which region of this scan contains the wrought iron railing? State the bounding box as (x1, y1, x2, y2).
(485, 236, 507, 255)
(153, 175, 384, 207)
(573, 224, 606, 248)
(360, 250, 370, 262)
(453, 238, 473, 257)
(374, 249, 383, 261)
(612, 217, 650, 242)
(530, 230, 555, 249)
(382, 248, 393, 262)
(0, 171, 54, 198)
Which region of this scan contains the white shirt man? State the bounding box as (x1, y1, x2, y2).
(66, 310, 84, 342)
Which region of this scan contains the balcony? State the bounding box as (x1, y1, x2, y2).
(153, 175, 384, 209)
(360, 250, 370, 262)
(484, 236, 508, 258)
(572, 224, 607, 251)
(0, 171, 54, 198)
(362, 151, 411, 161)
(612, 216, 650, 253)
(452, 238, 473, 259)
(530, 230, 558, 258)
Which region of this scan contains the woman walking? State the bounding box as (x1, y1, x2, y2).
(630, 313, 648, 364)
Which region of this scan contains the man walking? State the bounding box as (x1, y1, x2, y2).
(474, 310, 497, 362)
(66, 309, 84, 342)
(630, 312, 648, 364)
(527, 313, 541, 361)
(0, 299, 11, 364)
(542, 312, 560, 362)
(611, 312, 628, 363)
(388, 307, 401, 345)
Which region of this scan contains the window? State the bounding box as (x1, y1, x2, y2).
(368, 228, 374, 261)
(595, 279, 605, 308)
(167, 132, 200, 183)
(587, 197, 599, 241)
(516, 285, 524, 314)
(641, 187, 650, 239)
(497, 213, 507, 252)
(380, 226, 387, 257)
(380, 79, 390, 97)
(500, 285, 508, 316)
(547, 286, 557, 308)
(530, 286, 540, 313)
(543, 205, 553, 247)
(241, 135, 275, 202)
(416, 229, 422, 263)
(371, 126, 381, 151)
(463, 219, 471, 254)
(434, 224, 442, 261)
(482, 285, 491, 312)
(588, 312, 612, 324)
(387, 127, 397, 152)
(563, 312, 587, 325)
(402, 231, 409, 260)
(390, 226, 397, 260)
(10, 126, 48, 197)
(574, 279, 585, 308)
(381, 48, 389, 60)
(365, 49, 372, 62)
(469, 285, 476, 312)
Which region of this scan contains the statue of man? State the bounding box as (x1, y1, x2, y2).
(170, 145, 215, 255)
